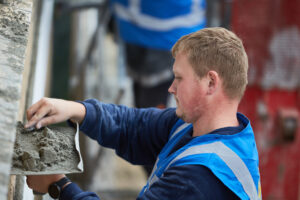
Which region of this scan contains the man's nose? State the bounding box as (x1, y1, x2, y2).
(168, 81, 175, 94)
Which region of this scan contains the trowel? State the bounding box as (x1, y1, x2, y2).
(10, 122, 83, 175)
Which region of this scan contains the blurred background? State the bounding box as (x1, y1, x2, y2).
(5, 0, 300, 199)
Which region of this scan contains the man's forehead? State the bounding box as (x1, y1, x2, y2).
(172, 64, 180, 74)
(172, 55, 186, 74)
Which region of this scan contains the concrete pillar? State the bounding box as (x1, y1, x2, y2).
(0, 0, 33, 199)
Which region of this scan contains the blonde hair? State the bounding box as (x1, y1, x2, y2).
(172, 27, 248, 100)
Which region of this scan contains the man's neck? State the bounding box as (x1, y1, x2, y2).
(192, 102, 239, 137)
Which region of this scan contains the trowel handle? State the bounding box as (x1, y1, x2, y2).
(33, 190, 46, 195)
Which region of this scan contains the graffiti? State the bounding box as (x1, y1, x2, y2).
(262, 27, 300, 90)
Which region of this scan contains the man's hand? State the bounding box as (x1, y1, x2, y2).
(26, 174, 66, 194)
(25, 98, 86, 129)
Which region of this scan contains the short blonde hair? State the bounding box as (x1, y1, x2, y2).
(172, 27, 248, 100)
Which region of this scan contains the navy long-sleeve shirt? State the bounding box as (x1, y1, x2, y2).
(61, 99, 239, 200)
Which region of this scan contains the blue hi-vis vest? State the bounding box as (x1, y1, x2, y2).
(139, 113, 262, 200)
(111, 0, 206, 50)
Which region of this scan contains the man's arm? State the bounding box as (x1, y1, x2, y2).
(79, 99, 178, 165)
(27, 165, 238, 200)
(26, 175, 100, 200)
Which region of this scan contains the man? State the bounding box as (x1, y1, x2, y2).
(26, 27, 261, 199)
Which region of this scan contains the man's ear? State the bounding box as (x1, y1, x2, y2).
(207, 70, 220, 95)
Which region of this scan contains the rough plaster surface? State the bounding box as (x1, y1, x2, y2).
(12, 122, 82, 175)
(0, 1, 32, 198)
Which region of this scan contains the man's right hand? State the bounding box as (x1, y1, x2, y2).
(25, 98, 86, 129)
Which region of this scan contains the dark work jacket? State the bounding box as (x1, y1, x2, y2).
(61, 99, 239, 200)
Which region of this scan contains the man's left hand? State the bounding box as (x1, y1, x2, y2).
(26, 174, 65, 194)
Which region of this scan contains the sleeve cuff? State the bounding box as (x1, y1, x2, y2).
(67, 99, 104, 143)
(66, 100, 99, 135)
(60, 182, 100, 200)
(79, 100, 99, 134)
(60, 182, 83, 199)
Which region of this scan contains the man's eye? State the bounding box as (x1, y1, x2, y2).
(175, 76, 181, 80)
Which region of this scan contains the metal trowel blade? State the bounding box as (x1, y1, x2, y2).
(22, 125, 36, 133)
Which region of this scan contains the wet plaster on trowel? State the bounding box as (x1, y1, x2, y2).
(12, 122, 81, 174)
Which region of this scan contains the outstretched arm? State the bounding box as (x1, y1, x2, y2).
(79, 99, 178, 165)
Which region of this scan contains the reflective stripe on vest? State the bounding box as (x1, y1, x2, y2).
(114, 0, 205, 31)
(143, 122, 191, 194)
(140, 115, 260, 200)
(169, 122, 191, 140)
(149, 122, 191, 181)
(147, 141, 258, 200)
(166, 142, 258, 200)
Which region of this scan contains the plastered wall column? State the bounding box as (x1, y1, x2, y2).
(0, 0, 33, 199)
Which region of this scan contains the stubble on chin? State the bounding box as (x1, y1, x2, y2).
(175, 99, 186, 121)
(175, 109, 186, 121)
